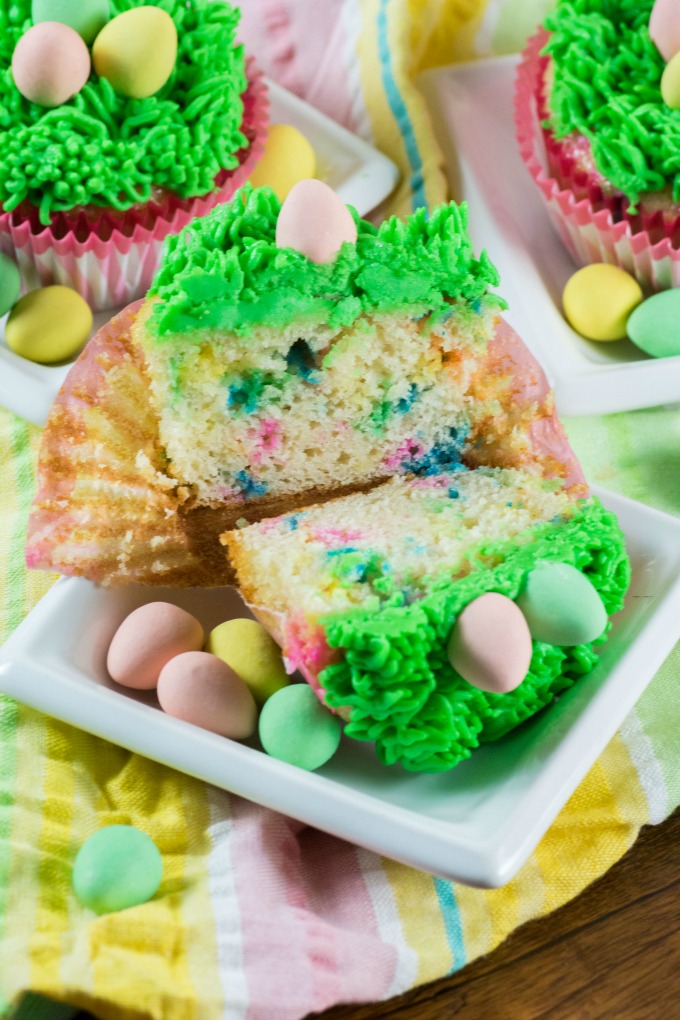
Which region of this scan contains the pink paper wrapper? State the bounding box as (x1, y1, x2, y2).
(0, 60, 269, 312)
(515, 30, 680, 291)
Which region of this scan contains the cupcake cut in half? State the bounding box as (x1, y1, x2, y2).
(224, 465, 630, 772)
(26, 183, 585, 587)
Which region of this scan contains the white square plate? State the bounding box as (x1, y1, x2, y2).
(1, 487, 679, 888)
(418, 56, 680, 416)
(0, 79, 399, 428)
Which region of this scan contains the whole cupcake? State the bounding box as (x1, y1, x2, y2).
(515, 0, 680, 290)
(0, 1, 267, 310)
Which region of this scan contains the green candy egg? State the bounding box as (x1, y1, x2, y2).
(259, 684, 343, 770)
(0, 254, 20, 318)
(627, 290, 680, 359)
(32, 0, 110, 45)
(72, 825, 163, 914)
(516, 563, 608, 647)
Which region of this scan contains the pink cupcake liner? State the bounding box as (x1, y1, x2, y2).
(515, 30, 680, 291)
(0, 59, 269, 312)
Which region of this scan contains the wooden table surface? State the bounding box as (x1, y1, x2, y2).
(315, 807, 680, 1020)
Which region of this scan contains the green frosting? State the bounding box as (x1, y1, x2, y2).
(543, 0, 676, 210)
(317, 498, 630, 773)
(0, 1, 248, 223)
(148, 185, 504, 338)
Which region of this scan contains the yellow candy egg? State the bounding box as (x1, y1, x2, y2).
(6, 287, 93, 364)
(662, 50, 680, 110)
(249, 124, 317, 203)
(92, 6, 178, 100)
(205, 618, 290, 705)
(562, 264, 643, 341)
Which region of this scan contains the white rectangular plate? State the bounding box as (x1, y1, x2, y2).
(0, 80, 399, 428)
(1, 487, 679, 888)
(418, 56, 680, 415)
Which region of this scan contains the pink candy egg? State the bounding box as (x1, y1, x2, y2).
(650, 0, 680, 62)
(276, 179, 358, 264)
(107, 602, 204, 690)
(157, 652, 257, 739)
(12, 22, 91, 108)
(447, 593, 532, 694)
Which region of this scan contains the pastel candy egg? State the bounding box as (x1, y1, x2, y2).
(157, 651, 257, 739)
(447, 593, 532, 694)
(205, 618, 290, 705)
(107, 602, 204, 690)
(249, 124, 317, 202)
(627, 290, 680, 357)
(276, 179, 358, 264)
(0, 254, 20, 318)
(562, 265, 643, 342)
(32, 0, 110, 45)
(516, 563, 608, 647)
(258, 684, 343, 770)
(92, 7, 178, 100)
(72, 825, 162, 914)
(650, 0, 680, 62)
(12, 22, 91, 108)
(662, 50, 680, 108)
(6, 287, 92, 364)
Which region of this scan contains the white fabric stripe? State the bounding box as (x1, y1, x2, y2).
(355, 848, 419, 1000)
(619, 710, 668, 824)
(340, 0, 374, 142)
(205, 787, 250, 1020)
(474, 0, 505, 57)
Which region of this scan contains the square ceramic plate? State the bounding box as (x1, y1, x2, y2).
(0, 79, 399, 428)
(1, 487, 680, 888)
(418, 56, 680, 416)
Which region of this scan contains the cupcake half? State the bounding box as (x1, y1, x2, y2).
(0, 0, 268, 311)
(516, 0, 680, 290)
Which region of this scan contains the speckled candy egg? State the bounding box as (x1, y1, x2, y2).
(205, 618, 290, 705)
(650, 0, 680, 63)
(32, 0, 110, 45)
(562, 264, 643, 342)
(276, 179, 358, 264)
(447, 593, 533, 694)
(627, 289, 680, 357)
(157, 651, 258, 739)
(92, 6, 178, 100)
(249, 124, 317, 202)
(107, 602, 204, 690)
(12, 22, 91, 108)
(516, 563, 608, 646)
(5, 287, 92, 364)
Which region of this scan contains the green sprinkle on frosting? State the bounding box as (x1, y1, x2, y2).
(148, 184, 504, 338)
(543, 0, 677, 209)
(0, 1, 247, 224)
(317, 498, 629, 773)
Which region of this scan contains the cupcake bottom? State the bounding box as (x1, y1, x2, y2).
(516, 30, 680, 291)
(0, 61, 269, 312)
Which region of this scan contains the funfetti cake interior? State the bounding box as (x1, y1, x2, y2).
(26, 184, 584, 587)
(224, 466, 630, 773)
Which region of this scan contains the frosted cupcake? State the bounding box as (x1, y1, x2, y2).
(0, 1, 267, 310)
(515, 0, 680, 290)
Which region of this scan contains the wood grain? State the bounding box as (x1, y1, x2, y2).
(314, 808, 680, 1020)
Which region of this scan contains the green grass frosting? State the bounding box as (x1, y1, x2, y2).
(0, 1, 248, 223)
(148, 184, 504, 338)
(543, 0, 676, 210)
(317, 498, 630, 773)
